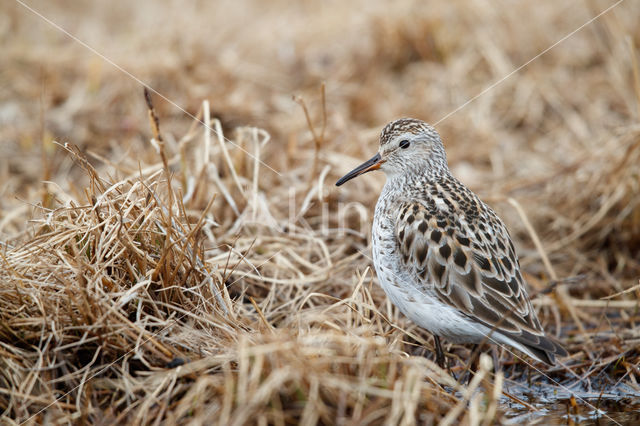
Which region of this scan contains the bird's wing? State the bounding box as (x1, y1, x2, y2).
(394, 196, 566, 360)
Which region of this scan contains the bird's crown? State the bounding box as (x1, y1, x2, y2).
(380, 118, 438, 146)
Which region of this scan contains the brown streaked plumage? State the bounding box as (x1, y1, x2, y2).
(336, 118, 567, 367)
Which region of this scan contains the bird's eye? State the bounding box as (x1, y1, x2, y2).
(399, 140, 410, 149)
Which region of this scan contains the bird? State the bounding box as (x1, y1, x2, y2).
(335, 118, 567, 369)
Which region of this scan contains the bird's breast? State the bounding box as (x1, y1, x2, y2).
(371, 197, 416, 307)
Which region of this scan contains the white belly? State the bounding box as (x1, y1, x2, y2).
(371, 208, 488, 344)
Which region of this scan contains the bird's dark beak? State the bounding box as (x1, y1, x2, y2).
(335, 152, 384, 186)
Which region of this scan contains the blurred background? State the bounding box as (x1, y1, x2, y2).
(2, 0, 640, 423)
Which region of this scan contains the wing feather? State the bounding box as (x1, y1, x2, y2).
(395, 195, 567, 362)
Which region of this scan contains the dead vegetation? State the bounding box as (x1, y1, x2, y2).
(1, 0, 640, 424)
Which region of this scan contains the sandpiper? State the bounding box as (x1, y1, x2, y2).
(336, 118, 567, 368)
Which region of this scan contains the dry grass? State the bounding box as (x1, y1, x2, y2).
(1, 0, 640, 424)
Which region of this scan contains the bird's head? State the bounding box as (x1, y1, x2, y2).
(336, 118, 448, 186)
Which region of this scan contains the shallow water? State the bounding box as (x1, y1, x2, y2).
(501, 378, 640, 425)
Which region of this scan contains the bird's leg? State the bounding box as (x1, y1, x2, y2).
(433, 335, 446, 370)
(490, 345, 500, 373)
(469, 343, 482, 373)
(459, 344, 482, 385)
